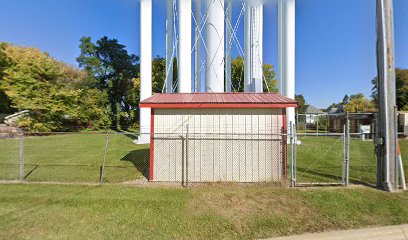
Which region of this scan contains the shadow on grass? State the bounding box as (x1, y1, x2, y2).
(112, 129, 140, 141)
(121, 149, 150, 179)
(296, 166, 343, 184)
(296, 166, 377, 187)
(24, 165, 39, 179)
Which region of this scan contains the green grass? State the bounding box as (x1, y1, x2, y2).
(294, 136, 408, 185)
(0, 133, 407, 185)
(0, 133, 150, 183)
(0, 184, 407, 239)
(1, 134, 407, 239)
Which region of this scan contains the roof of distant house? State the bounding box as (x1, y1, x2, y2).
(327, 106, 344, 114)
(306, 105, 324, 114)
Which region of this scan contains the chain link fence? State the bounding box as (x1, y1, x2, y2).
(0, 131, 287, 185)
(293, 113, 406, 187)
(296, 113, 376, 134)
(0, 114, 406, 187)
(0, 132, 151, 184)
(152, 132, 286, 183)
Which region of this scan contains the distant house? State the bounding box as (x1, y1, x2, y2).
(327, 106, 343, 114)
(305, 105, 324, 124)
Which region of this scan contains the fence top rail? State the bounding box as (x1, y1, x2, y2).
(296, 113, 375, 116)
(296, 132, 344, 137)
(24, 131, 109, 136)
(149, 132, 288, 137)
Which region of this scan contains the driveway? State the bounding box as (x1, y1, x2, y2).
(267, 224, 408, 240)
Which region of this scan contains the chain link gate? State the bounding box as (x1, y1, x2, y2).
(290, 121, 349, 186)
(291, 113, 379, 187)
(293, 133, 347, 186)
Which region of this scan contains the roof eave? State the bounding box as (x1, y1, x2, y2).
(140, 103, 298, 109)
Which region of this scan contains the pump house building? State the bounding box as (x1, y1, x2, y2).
(140, 92, 297, 183)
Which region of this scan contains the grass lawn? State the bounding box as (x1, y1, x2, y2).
(0, 184, 407, 239)
(295, 136, 408, 185)
(0, 133, 407, 185)
(0, 133, 150, 183)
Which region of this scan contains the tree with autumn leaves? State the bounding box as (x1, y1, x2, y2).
(0, 42, 110, 132)
(0, 37, 279, 132)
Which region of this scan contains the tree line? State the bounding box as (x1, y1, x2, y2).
(296, 68, 408, 114)
(0, 37, 278, 132)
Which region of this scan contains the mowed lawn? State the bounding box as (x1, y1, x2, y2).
(295, 136, 408, 185)
(0, 133, 150, 183)
(0, 184, 407, 239)
(0, 133, 407, 185)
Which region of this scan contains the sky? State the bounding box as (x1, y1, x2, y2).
(0, 0, 407, 108)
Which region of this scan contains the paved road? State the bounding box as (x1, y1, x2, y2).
(268, 224, 408, 240)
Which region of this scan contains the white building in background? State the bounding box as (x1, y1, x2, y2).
(137, 0, 296, 144)
(305, 105, 324, 124)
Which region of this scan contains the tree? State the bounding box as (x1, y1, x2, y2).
(372, 68, 408, 110)
(295, 94, 309, 114)
(0, 43, 14, 113)
(350, 93, 365, 100)
(77, 36, 139, 128)
(0, 43, 110, 131)
(342, 95, 349, 105)
(343, 94, 376, 113)
(230, 56, 278, 93)
(262, 63, 278, 93)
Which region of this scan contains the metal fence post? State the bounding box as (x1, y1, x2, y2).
(342, 124, 346, 185)
(185, 125, 189, 188)
(290, 121, 296, 187)
(345, 113, 350, 186)
(296, 111, 299, 131)
(394, 107, 399, 189)
(19, 137, 24, 181)
(100, 131, 109, 184)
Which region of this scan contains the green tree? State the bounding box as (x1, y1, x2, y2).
(342, 95, 349, 105)
(371, 68, 408, 110)
(231, 56, 245, 91)
(0, 43, 14, 113)
(262, 63, 278, 93)
(230, 56, 277, 92)
(151, 56, 178, 93)
(77, 36, 139, 128)
(295, 94, 309, 114)
(0, 43, 110, 131)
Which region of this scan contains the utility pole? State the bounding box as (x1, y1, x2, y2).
(376, 0, 398, 191)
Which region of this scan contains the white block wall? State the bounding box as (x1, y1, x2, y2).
(152, 108, 285, 182)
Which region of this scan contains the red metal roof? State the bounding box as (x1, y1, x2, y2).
(140, 93, 297, 109)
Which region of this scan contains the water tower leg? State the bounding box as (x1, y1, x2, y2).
(166, 0, 174, 93)
(178, 0, 192, 93)
(252, 3, 263, 93)
(279, 0, 296, 128)
(137, 0, 152, 144)
(194, 0, 202, 92)
(205, 0, 225, 93)
(244, 2, 252, 92)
